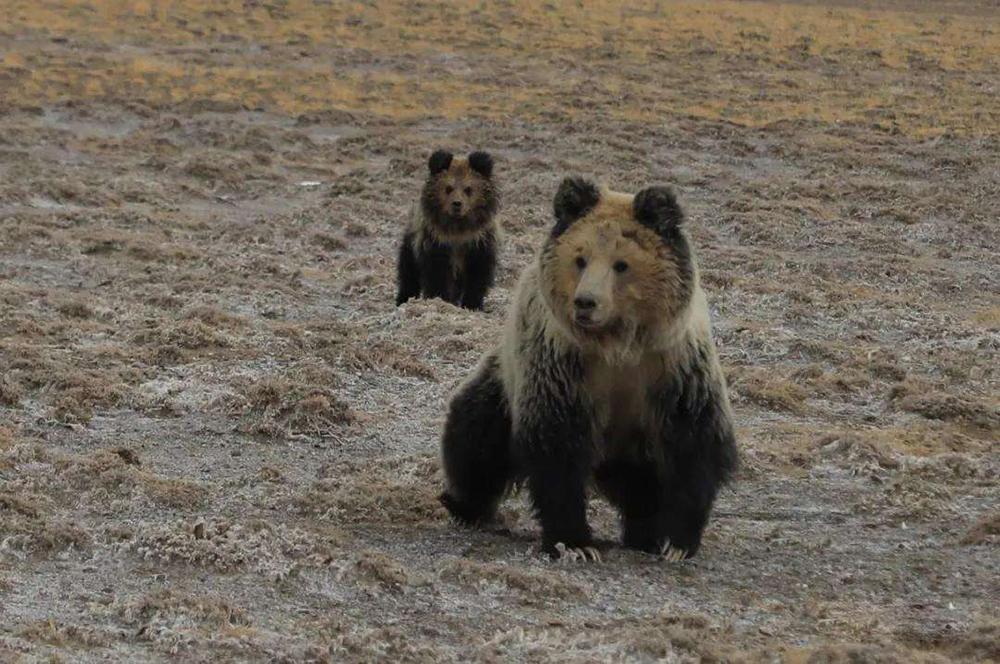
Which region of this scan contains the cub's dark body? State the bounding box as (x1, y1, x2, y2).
(396, 150, 499, 310)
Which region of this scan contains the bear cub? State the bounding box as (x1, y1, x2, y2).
(396, 150, 499, 310)
(439, 177, 738, 561)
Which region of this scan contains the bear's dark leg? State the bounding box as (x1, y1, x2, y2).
(527, 446, 594, 558)
(459, 235, 497, 311)
(395, 234, 421, 306)
(646, 373, 738, 559)
(655, 457, 718, 558)
(511, 351, 596, 559)
(419, 241, 455, 303)
(440, 355, 513, 525)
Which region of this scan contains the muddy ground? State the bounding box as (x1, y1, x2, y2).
(1, 1, 998, 662)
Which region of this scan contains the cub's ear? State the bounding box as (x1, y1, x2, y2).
(633, 186, 684, 237)
(428, 150, 454, 175)
(552, 176, 600, 237)
(467, 151, 493, 178)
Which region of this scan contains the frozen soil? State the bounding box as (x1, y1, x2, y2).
(0, 1, 998, 662)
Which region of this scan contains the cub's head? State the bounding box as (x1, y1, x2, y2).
(540, 177, 695, 347)
(421, 150, 498, 237)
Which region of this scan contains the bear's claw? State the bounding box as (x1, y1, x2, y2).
(554, 542, 602, 563)
(659, 540, 687, 562)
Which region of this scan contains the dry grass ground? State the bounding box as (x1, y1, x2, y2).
(0, 0, 998, 661)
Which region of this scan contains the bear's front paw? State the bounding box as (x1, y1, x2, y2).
(659, 541, 688, 562)
(544, 541, 602, 563)
(439, 492, 493, 527)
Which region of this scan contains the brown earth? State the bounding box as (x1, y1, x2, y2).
(1, 1, 998, 662)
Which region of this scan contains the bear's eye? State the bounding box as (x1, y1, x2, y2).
(613, 260, 629, 274)
(575, 256, 587, 270)
(463, 186, 473, 196)
(445, 186, 454, 194)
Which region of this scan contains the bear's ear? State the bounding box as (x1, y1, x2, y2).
(428, 150, 454, 175)
(467, 151, 493, 178)
(552, 177, 600, 237)
(633, 186, 684, 237)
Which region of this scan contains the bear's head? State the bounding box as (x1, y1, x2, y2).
(421, 150, 498, 238)
(541, 177, 695, 349)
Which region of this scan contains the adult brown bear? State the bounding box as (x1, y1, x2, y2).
(439, 177, 738, 561)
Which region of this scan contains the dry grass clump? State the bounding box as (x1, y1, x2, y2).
(115, 589, 253, 655)
(76, 230, 201, 263)
(232, 371, 356, 439)
(134, 318, 233, 351)
(959, 512, 1000, 546)
(57, 447, 205, 509)
(797, 642, 951, 663)
(814, 433, 900, 476)
(43, 370, 127, 423)
(947, 622, 1000, 662)
(311, 231, 347, 252)
(0, 491, 90, 553)
(728, 366, 809, 414)
(0, 426, 15, 453)
(181, 304, 245, 329)
(41, 178, 120, 208)
(477, 612, 721, 662)
(792, 363, 873, 397)
(141, 476, 208, 510)
(440, 558, 589, 604)
(54, 298, 95, 319)
(341, 340, 437, 381)
(293, 455, 444, 525)
(354, 550, 411, 592)
(18, 619, 116, 649)
(128, 519, 341, 577)
(324, 622, 444, 664)
(890, 380, 999, 429)
(882, 473, 954, 519)
(179, 150, 266, 185)
(0, 375, 24, 406)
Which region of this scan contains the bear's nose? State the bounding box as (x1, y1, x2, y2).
(573, 296, 596, 311)
(451, 201, 462, 212)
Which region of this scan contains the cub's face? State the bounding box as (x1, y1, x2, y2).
(421, 150, 497, 235)
(541, 178, 694, 342)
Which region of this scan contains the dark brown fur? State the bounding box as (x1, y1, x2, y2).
(420, 155, 498, 241)
(396, 150, 500, 310)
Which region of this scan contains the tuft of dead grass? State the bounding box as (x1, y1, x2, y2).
(354, 550, 411, 592)
(134, 319, 233, 351)
(311, 231, 347, 252)
(181, 304, 245, 329)
(729, 366, 809, 414)
(140, 476, 207, 510)
(18, 619, 115, 649)
(340, 340, 437, 381)
(959, 512, 1000, 546)
(0, 491, 91, 553)
(54, 298, 94, 319)
(56, 448, 204, 509)
(0, 375, 23, 407)
(440, 558, 589, 604)
(232, 371, 356, 439)
(476, 612, 724, 662)
(128, 519, 342, 578)
(293, 455, 445, 525)
(114, 589, 254, 655)
(890, 380, 999, 429)
(44, 370, 128, 424)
